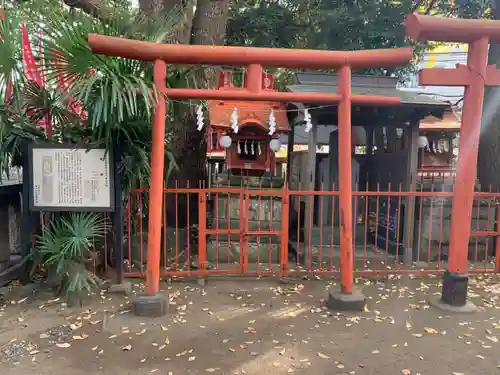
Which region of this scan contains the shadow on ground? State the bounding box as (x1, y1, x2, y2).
(1, 275, 500, 375)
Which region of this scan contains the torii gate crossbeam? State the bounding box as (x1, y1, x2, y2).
(406, 14, 500, 311)
(88, 34, 413, 316)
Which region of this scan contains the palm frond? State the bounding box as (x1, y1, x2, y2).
(36, 212, 109, 301)
(23, 80, 82, 127)
(0, 11, 23, 100)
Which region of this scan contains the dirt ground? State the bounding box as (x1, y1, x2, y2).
(1, 275, 500, 375)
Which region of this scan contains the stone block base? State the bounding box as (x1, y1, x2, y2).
(430, 271, 477, 313)
(132, 294, 167, 317)
(206, 240, 279, 263)
(327, 288, 366, 312)
(441, 271, 468, 306)
(107, 281, 133, 296)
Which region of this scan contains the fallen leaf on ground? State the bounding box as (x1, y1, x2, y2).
(72, 333, 88, 340)
(136, 329, 147, 335)
(205, 368, 218, 373)
(161, 325, 168, 331)
(337, 364, 344, 369)
(317, 352, 330, 359)
(476, 354, 484, 360)
(56, 343, 71, 348)
(401, 370, 411, 375)
(406, 321, 412, 330)
(452, 373, 464, 375)
(122, 344, 132, 351)
(372, 350, 380, 354)
(188, 356, 196, 361)
(164, 337, 170, 345)
(39, 333, 49, 339)
(273, 362, 280, 367)
(424, 327, 437, 334)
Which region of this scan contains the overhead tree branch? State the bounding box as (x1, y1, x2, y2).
(63, 0, 114, 23)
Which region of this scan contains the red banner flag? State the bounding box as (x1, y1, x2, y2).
(21, 24, 42, 87)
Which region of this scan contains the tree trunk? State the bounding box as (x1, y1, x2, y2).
(163, 0, 230, 182)
(63, 0, 231, 229)
(478, 0, 500, 192)
(138, 0, 165, 17)
(164, 0, 230, 229)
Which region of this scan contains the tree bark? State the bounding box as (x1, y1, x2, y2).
(138, 0, 165, 17)
(478, 0, 500, 192)
(166, 0, 230, 186)
(63, 0, 115, 22)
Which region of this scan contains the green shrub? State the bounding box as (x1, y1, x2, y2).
(35, 212, 109, 302)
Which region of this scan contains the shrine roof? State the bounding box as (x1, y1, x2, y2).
(286, 72, 449, 108)
(208, 98, 289, 132)
(419, 110, 461, 131)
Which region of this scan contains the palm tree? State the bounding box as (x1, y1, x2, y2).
(0, 6, 182, 190)
(0, 5, 190, 297)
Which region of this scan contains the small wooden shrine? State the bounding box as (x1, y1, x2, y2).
(206, 71, 289, 264)
(208, 71, 289, 181)
(417, 107, 459, 184)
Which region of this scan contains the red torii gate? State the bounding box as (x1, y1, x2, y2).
(406, 14, 500, 310)
(88, 34, 413, 316)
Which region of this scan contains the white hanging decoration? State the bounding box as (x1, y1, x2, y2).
(244, 140, 249, 155)
(417, 136, 428, 149)
(437, 139, 445, 154)
(237, 141, 242, 154)
(268, 109, 276, 136)
(443, 139, 450, 153)
(257, 142, 262, 155)
(231, 106, 239, 134)
(196, 105, 204, 131)
(250, 141, 254, 155)
(304, 108, 312, 132)
(269, 139, 282, 152)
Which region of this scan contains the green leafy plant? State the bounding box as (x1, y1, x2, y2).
(35, 213, 109, 302)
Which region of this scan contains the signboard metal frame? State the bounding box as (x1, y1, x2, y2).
(27, 143, 115, 212)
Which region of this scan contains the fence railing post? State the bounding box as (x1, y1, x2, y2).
(280, 185, 290, 277)
(495, 200, 500, 273)
(198, 191, 207, 275)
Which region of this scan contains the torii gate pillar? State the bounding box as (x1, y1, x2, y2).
(406, 14, 500, 310)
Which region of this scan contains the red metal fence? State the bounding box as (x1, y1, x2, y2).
(120, 184, 500, 279)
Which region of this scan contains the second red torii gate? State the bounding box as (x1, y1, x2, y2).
(88, 34, 413, 316)
(406, 14, 500, 310)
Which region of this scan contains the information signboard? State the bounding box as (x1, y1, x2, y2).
(28, 144, 115, 212)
